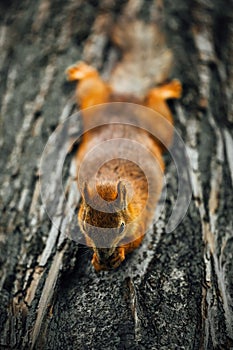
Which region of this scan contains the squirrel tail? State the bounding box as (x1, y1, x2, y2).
(109, 19, 174, 98)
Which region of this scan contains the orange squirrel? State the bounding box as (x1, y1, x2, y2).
(66, 20, 182, 271)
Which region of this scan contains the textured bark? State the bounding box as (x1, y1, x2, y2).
(0, 0, 232, 349)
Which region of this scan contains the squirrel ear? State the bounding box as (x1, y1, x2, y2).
(116, 181, 127, 210)
(82, 182, 91, 202)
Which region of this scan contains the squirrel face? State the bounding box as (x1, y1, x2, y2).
(78, 181, 130, 265)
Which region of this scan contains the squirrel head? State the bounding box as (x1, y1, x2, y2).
(78, 181, 131, 263)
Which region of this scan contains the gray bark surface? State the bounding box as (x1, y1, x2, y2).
(0, 0, 232, 349)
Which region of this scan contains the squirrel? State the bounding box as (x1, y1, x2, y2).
(66, 19, 182, 271)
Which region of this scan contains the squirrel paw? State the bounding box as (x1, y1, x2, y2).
(66, 61, 97, 81)
(91, 248, 125, 271)
(148, 79, 182, 100)
(109, 247, 125, 269)
(91, 252, 107, 272)
(166, 79, 182, 99)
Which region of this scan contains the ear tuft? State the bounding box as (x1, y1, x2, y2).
(82, 182, 91, 202)
(116, 181, 127, 210)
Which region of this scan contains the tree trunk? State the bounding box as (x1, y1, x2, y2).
(0, 0, 232, 349)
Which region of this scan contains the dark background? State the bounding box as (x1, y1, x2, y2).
(0, 0, 232, 349)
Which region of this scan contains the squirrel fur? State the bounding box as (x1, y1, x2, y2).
(66, 19, 182, 271)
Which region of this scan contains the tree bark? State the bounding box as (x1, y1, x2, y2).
(0, 0, 232, 349)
